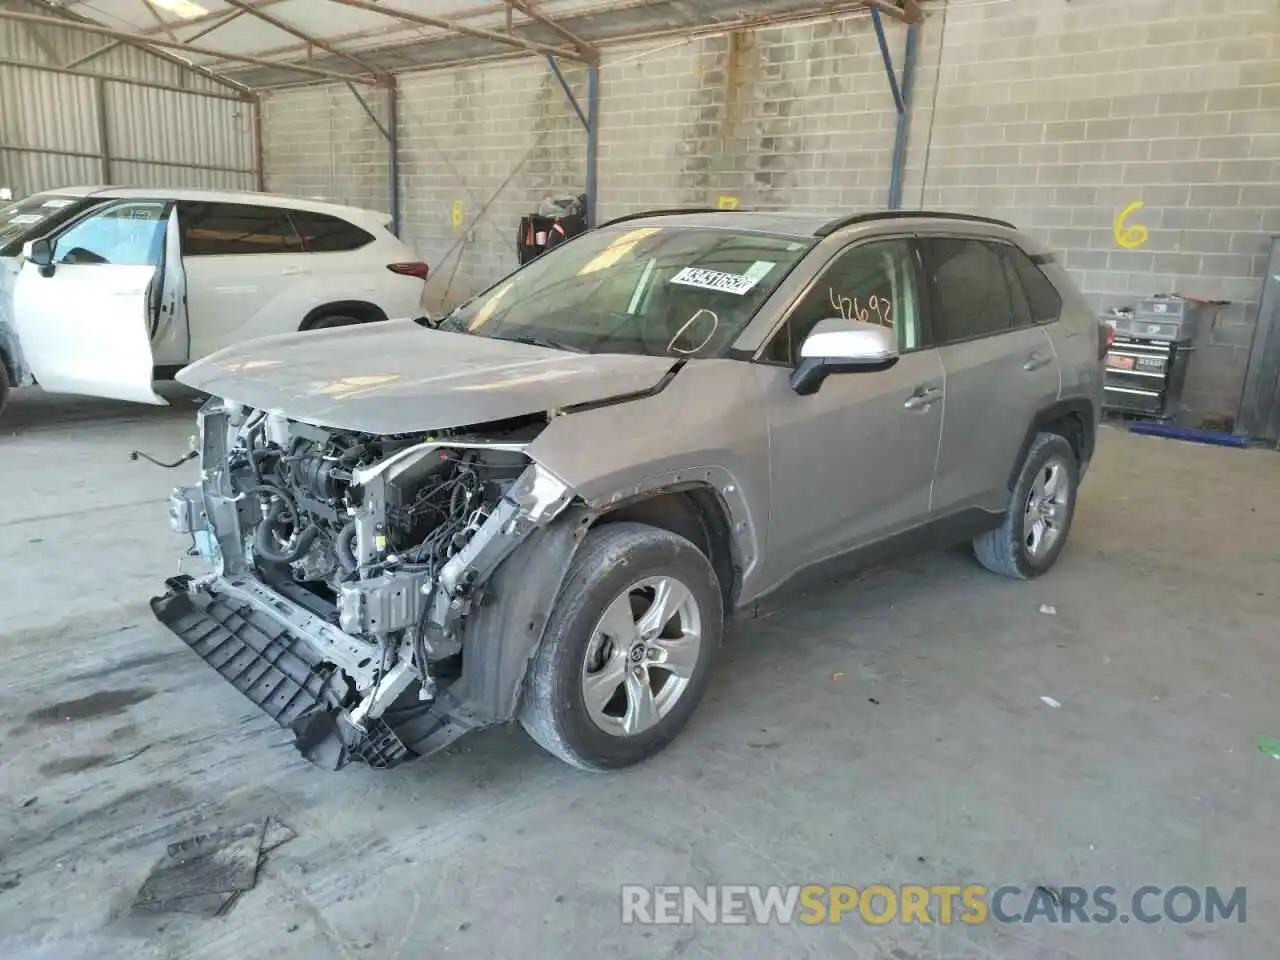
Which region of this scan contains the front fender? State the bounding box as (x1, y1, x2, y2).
(448, 504, 595, 725)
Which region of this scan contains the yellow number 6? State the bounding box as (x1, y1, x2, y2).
(1114, 199, 1148, 249)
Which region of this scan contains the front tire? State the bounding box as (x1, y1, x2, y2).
(973, 432, 1079, 580)
(518, 522, 723, 771)
(0, 362, 9, 418)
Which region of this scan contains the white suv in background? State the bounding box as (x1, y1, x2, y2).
(0, 187, 428, 411)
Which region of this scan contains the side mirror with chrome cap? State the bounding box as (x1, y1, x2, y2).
(789, 317, 899, 396)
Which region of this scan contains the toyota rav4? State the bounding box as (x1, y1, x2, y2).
(151, 209, 1104, 772)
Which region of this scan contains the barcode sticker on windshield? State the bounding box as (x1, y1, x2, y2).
(670, 267, 759, 296)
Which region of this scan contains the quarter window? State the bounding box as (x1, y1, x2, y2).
(289, 211, 374, 252)
(918, 237, 1015, 344)
(179, 202, 302, 256)
(53, 201, 168, 266)
(1002, 244, 1063, 324)
(763, 238, 922, 365)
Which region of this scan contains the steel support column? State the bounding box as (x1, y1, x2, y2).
(871, 9, 920, 209)
(546, 55, 600, 228)
(586, 60, 599, 228)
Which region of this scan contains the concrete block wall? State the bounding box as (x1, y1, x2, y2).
(261, 85, 392, 219)
(903, 0, 1280, 420)
(260, 0, 1280, 422)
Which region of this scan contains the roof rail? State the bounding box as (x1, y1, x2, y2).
(814, 210, 1017, 237)
(598, 207, 739, 228)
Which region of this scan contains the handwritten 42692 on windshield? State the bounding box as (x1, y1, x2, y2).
(829, 287, 893, 329)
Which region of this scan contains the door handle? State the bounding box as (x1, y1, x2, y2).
(903, 385, 942, 410)
(1023, 351, 1053, 371)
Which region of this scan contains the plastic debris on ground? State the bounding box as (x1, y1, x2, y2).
(1258, 734, 1280, 760)
(1040, 696, 1062, 709)
(131, 817, 295, 918)
(1039, 604, 1057, 616)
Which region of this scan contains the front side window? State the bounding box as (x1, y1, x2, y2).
(762, 238, 922, 365)
(442, 225, 814, 358)
(919, 237, 1015, 345)
(179, 202, 302, 256)
(53, 201, 169, 266)
(0, 194, 99, 257)
(290, 211, 374, 252)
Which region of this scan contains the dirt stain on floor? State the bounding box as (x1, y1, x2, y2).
(39, 754, 114, 777)
(27, 688, 154, 725)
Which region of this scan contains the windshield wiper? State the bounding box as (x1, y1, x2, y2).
(497, 335, 586, 354)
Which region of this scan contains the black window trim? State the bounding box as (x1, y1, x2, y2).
(751, 232, 933, 368)
(917, 235, 1055, 350)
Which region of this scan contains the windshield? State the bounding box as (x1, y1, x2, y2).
(0, 194, 95, 257)
(443, 225, 814, 357)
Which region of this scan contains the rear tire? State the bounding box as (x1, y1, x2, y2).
(518, 522, 722, 771)
(973, 432, 1078, 580)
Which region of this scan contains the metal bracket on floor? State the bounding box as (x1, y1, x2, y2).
(870, 7, 920, 210)
(546, 54, 600, 228)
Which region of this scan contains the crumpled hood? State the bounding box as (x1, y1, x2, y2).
(177, 319, 678, 434)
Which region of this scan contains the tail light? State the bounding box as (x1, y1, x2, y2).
(1098, 320, 1116, 359)
(387, 261, 429, 279)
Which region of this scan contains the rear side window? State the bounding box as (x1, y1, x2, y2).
(179, 202, 302, 256)
(1001, 245, 1063, 324)
(918, 237, 1015, 344)
(289, 211, 374, 252)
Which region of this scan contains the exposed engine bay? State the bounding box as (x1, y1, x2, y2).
(154, 398, 578, 769)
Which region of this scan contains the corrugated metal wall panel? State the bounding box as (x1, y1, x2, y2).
(0, 1, 233, 96)
(0, 149, 99, 194)
(109, 160, 255, 190)
(0, 66, 98, 154)
(105, 85, 253, 170)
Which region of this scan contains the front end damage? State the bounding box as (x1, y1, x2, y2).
(151, 398, 585, 770)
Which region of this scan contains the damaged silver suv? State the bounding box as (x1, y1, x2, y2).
(153, 209, 1104, 772)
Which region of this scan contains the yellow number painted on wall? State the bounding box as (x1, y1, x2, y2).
(717, 195, 739, 210)
(1114, 199, 1148, 249)
(451, 199, 464, 230)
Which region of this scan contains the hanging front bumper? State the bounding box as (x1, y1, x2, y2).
(150, 575, 469, 770)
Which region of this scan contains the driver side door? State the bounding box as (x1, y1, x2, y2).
(12, 199, 169, 404)
(759, 237, 946, 585)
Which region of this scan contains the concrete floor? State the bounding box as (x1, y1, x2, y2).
(1, 385, 1277, 960)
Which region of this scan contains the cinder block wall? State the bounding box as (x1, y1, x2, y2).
(261, 0, 1280, 423)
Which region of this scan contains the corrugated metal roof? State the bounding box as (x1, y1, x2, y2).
(21, 0, 908, 89)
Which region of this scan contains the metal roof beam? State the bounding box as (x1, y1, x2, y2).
(184, 8, 247, 43)
(22, 0, 251, 94)
(0, 8, 377, 85)
(221, 0, 385, 77)
(0, 55, 250, 101)
(507, 0, 598, 60)
(329, 0, 585, 62)
(62, 39, 122, 69)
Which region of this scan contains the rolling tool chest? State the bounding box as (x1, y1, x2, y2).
(1102, 297, 1202, 420)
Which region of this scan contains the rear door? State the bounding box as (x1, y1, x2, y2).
(176, 201, 306, 358)
(922, 236, 1061, 515)
(11, 198, 170, 404)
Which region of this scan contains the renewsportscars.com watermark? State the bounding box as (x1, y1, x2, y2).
(621, 884, 1246, 926)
